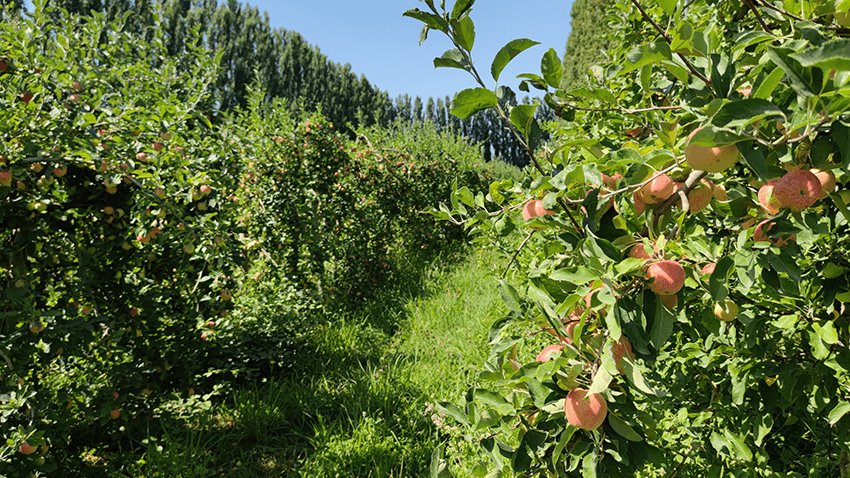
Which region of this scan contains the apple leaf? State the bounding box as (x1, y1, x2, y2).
(617, 39, 672, 77)
(711, 99, 785, 129)
(450, 88, 498, 120)
(491, 38, 540, 82)
(608, 414, 644, 441)
(434, 49, 467, 70)
(828, 401, 850, 425)
(451, 16, 475, 52)
(790, 39, 850, 72)
(709, 257, 734, 303)
(403, 8, 449, 33)
(540, 48, 563, 89)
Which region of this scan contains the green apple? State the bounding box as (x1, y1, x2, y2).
(714, 299, 739, 322)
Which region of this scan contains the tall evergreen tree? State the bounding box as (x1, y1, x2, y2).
(561, 0, 613, 90)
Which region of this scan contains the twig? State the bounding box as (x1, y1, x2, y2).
(502, 230, 535, 279)
(664, 445, 694, 478)
(745, 0, 772, 33)
(756, 0, 805, 21)
(629, 0, 713, 89)
(560, 103, 683, 114)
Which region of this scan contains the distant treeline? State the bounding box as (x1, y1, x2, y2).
(22, 0, 550, 167)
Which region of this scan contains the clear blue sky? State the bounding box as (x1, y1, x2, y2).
(24, 0, 576, 102)
(248, 0, 576, 101)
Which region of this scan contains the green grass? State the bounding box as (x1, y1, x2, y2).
(110, 246, 508, 477)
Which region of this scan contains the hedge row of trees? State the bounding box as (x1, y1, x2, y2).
(24, 0, 550, 166)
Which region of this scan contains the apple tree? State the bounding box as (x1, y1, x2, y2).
(407, 0, 850, 475)
(0, 2, 248, 474)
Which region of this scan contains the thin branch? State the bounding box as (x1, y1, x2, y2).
(502, 230, 535, 279)
(756, 0, 805, 21)
(561, 103, 683, 114)
(745, 0, 772, 33)
(629, 0, 713, 89)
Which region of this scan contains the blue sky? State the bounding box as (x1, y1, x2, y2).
(25, 0, 576, 102)
(249, 0, 576, 101)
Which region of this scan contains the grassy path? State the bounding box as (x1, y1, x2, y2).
(142, 247, 507, 477)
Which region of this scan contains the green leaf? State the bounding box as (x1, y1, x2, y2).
(766, 46, 815, 97)
(451, 88, 498, 120)
(828, 401, 850, 425)
(617, 39, 672, 77)
(753, 67, 785, 100)
(541, 48, 563, 89)
(711, 99, 785, 129)
(565, 86, 617, 103)
(588, 361, 613, 395)
(430, 446, 453, 478)
(475, 389, 515, 415)
(450, 0, 474, 19)
(435, 401, 471, 426)
(737, 141, 770, 182)
(649, 296, 675, 348)
(582, 450, 599, 478)
(790, 39, 850, 72)
(723, 429, 753, 462)
(658, 0, 677, 15)
(620, 356, 661, 396)
(498, 280, 524, 317)
(709, 256, 734, 302)
(549, 266, 598, 285)
(491, 38, 540, 82)
(403, 8, 449, 33)
(434, 49, 467, 70)
(452, 16, 476, 52)
(731, 31, 775, 52)
(813, 321, 839, 345)
(608, 414, 643, 441)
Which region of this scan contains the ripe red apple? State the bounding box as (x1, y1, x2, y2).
(153, 142, 164, 152)
(199, 184, 212, 195)
(682, 179, 713, 213)
(641, 174, 674, 204)
(684, 127, 740, 173)
(110, 409, 120, 419)
(658, 293, 678, 309)
(713, 184, 728, 201)
(71, 81, 83, 91)
(536, 344, 564, 362)
(773, 170, 821, 211)
(612, 336, 634, 372)
(753, 220, 795, 246)
(758, 179, 781, 214)
(129, 308, 139, 316)
(646, 260, 686, 295)
(136, 152, 148, 162)
(564, 388, 607, 430)
(633, 190, 646, 215)
(19, 443, 37, 455)
(0, 170, 11, 188)
(19, 92, 33, 103)
(30, 162, 43, 173)
(68, 94, 81, 103)
(629, 243, 652, 260)
(810, 168, 836, 199)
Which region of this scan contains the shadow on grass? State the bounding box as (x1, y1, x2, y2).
(207, 243, 477, 477)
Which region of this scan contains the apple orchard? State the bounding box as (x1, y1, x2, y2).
(409, 0, 850, 476)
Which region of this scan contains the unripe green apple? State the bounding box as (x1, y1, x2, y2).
(714, 299, 739, 322)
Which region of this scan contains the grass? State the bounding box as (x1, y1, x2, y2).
(106, 245, 508, 477)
